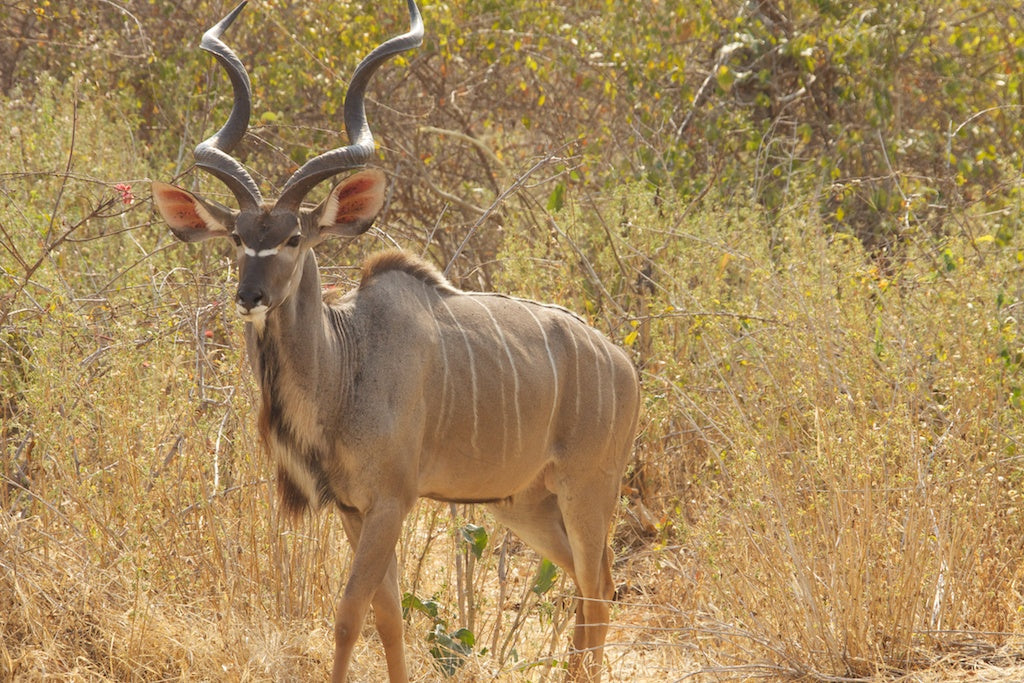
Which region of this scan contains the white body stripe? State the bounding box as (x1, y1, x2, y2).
(582, 324, 604, 424)
(517, 301, 559, 441)
(470, 297, 522, 457)
(426, 291, 452, 443)
(569, 323, 582, 420)
(440, 298, 479, 451)
(592, 327, 617, 449)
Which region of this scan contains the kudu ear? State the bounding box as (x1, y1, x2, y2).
(152, 181, 237, 242)
(313, 169, 387, 238)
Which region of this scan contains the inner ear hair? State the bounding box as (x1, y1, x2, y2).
(316, 169, 387, 236)
(152, 182, 235, 240)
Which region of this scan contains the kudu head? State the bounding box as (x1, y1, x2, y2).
(153, 0, 423, 326)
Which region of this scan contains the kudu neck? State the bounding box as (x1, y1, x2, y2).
(245, 250, 358, 374)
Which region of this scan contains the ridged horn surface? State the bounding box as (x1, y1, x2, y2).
(276, 0, 423, 211)
(193, 0, 262, 210)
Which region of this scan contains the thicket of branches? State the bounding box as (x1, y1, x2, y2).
(5, 0, 1020, 259)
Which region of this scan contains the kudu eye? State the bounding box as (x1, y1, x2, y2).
(286, 235, 301, 248)
(230, 234, 242, 247)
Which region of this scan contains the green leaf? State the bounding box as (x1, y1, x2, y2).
(547, 182, 566, 212)
(451, 627, 475, 647)
(401, 592, 439, 619)
(532, 558, 558, 595)
(941, 248, 957, 272)
(715, 64, 735, 90)
(427, 624, 474, 676)
(460, 523, 488, 560)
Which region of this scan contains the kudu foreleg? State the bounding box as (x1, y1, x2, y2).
(333, 504, 410, 683)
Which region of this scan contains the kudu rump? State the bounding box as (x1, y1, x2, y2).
(152, 1, 640, 680)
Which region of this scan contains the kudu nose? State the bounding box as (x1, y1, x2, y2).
(236, 286, 265, 312)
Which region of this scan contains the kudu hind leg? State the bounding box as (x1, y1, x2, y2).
(487, 494, 577, 576)
(337, 509, 410, 683)
(567, 543, 614, 682)
(561, 492, 618, 682)
(489, 491, 613, 682)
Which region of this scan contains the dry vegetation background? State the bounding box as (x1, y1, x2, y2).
(3, 0, 1024, 680)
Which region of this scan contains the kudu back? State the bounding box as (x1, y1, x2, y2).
(152, 2, 640, 681)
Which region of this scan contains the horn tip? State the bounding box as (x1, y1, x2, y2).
(202, 1, 248, 44)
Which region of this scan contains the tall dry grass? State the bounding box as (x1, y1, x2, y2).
(4, 74, 1024, 683)
(592, 190, 1024, 679)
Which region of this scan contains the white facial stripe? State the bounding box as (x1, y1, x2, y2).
(237, 232, 300, 258)
(242, 246, 281, 258)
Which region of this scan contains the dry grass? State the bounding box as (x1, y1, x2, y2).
(4, 75, 1024, 682)
(7, 187, 1024, 680)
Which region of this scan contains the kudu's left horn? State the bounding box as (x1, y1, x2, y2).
(193, 0, 263, 210)
(276, 0, 424, 211)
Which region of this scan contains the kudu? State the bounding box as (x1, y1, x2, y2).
(152, 1, 640, 680)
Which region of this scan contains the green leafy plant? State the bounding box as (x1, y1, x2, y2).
(461, 523, 488, 560)
(426, 624, 476, 677)
(403, 592, 480, 677)
(531, 559, 559, 596)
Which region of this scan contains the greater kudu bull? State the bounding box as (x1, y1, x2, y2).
(151, 1, 640, 680)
